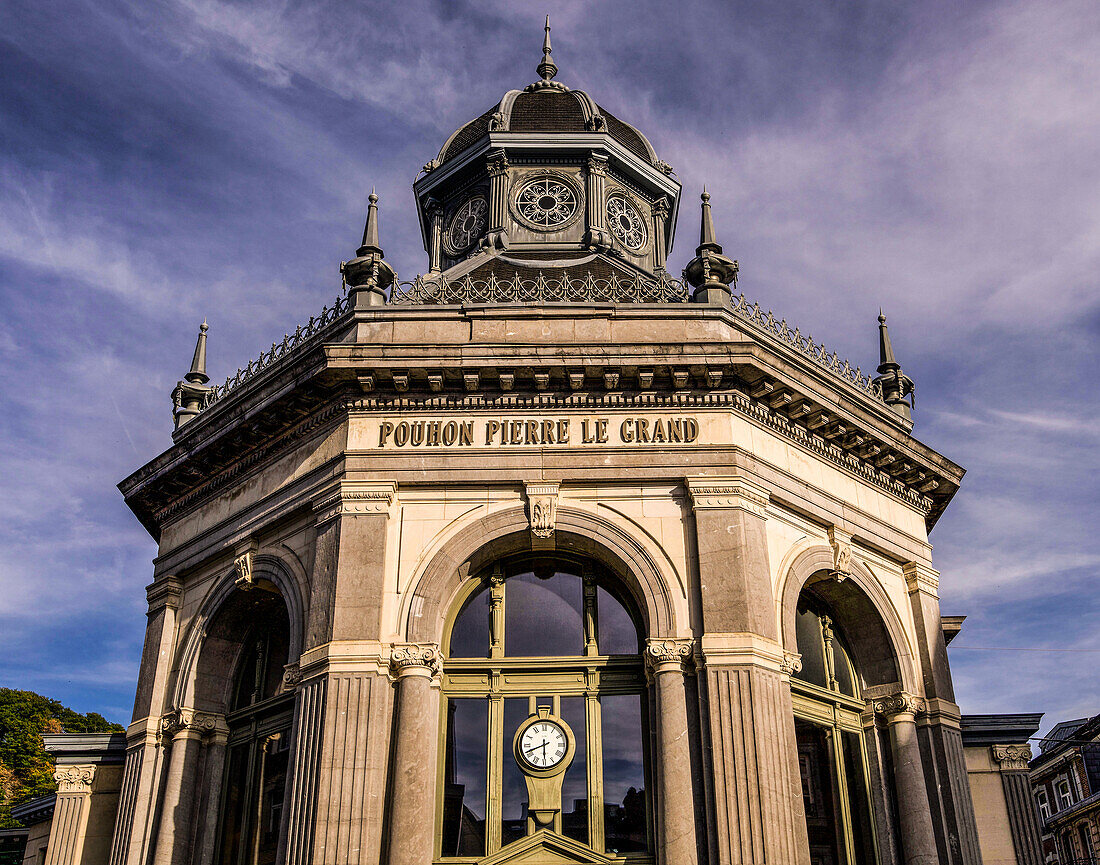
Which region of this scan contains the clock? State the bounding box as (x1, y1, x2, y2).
(446, 196, 488, 253)
(606, 193, 648, 252)
(518, 719, 569, 769)
(511, 173, 582, 231)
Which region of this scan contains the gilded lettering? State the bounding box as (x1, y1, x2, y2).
(620, 418, 634, 442)
(380, 421, 394, 446)
(485, 419, 500, 445)
(557, 419, 570, 444)
(459, 421, 474, 446)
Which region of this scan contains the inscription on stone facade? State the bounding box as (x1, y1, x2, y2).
(375, 415, 699, 448)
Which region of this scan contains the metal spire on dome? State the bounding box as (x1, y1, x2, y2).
(684, 189, 738, 304)
(537, 15, 558, 83)
(343, 188, 395, 308)
(172, 319, 213, 431)
(699, 187, 720, 251)
(873, 311, 916, 420)
(358, 188, 383, 257)
(186, 319, 209, 385)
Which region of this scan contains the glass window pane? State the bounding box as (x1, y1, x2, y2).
(596, 586, 639, 655)
(794, 607, 828, 688)
(441, 699, 488, 857)
(842, 731, 877, 865)
(600, 694, 648, 853)
(558, 697, 587, 845)
(449, 586, 490, 658)
(501, 699, 530, 846)
(832, 638, 857, 697)
(218, 743, 250, 864)
(505, 570, 583, 657)
(796, 720, 845, 865)
(255, 730, 291, 865)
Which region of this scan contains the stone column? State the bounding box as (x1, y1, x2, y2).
(384, 644, 442, 865)
(426, 198, 443, 273)
(993, 745, 1043, 865)
(686, 477, 810, 865)
(45, 766, 95, 865)
(151, 710, 220, 865)
(584, 152, 610, 250)
(652, 197, 670, 271)
(112, 576, 182, 865)
(873, 693, 939, 865)
(645, 638, 698, 865)
(485, 149, 509, 249)
(904, 561, 983, 865)
(195, 726, 229, 865)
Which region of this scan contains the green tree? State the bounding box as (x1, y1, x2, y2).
(0, 689, 123, 828)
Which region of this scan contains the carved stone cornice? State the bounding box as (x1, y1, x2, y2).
(827, 525, 853, 581)
(313, 481, 398, 526)
(389, 643, 442, 679)
(686, 476, 769, 518)
(903, 561, 940, 598)
(160, 708, 227, 739)
(644, 638, 694, 673)
(871, 692, 926, 719)
(524, 481, 560, 539)
(146, 575, 183, 612)
(992, 744, 1033, 771)
(54, 765, 96, 794)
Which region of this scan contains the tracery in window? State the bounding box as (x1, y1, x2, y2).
(439, 557, 651, 862)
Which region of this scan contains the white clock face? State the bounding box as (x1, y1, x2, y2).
(519, 721, 567, 769)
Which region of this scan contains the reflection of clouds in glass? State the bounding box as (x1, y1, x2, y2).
(600, 695, 644, 804)
(450, 699, 488, 819)
(449, 586, 489, 657)
(597, 585, 639, 654)
(505, 571, 582, 656)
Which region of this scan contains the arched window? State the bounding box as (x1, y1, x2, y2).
(791, 596, 879, 865)
(216, 590, 293, 865)
(438, 556, 652, 861)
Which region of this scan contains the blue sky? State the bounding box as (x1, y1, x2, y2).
(0, 0, 1097, 733)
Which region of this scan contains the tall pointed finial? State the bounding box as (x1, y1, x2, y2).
(873, 311, 915, 420)
(359, 189, 382, 256)
(537, 14, 558, 83)
(185, 319, 209, 385)
(683, 187, 738, 304)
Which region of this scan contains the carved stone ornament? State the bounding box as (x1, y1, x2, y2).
(686, 477, 769, 517)
(780, 651, 803, 676)
(233, 548, 254, 590)
(282, 662, 302, 688)
(828, 526, 853, 581)
(525, 481, 560, 539)
(871, 692, 926, 719)
(644, 638, 694, 671)
(992, 744, 1033, 771)
(314, 482, 398, 525)
(54, 765, 95, 794)
(390, 643, 442, 677)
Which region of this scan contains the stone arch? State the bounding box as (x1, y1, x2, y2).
(778, 544, 918, 692)
(402, 503, 681, 645)
(171, 550, 306, 713)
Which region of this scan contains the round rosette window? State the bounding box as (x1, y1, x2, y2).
(606, 193, 648, 252)
(446, 196, 488, 253)
(514, 175, 580, 230)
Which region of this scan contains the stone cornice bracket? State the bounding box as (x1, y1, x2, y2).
(827, 525, 853, 582)
(780, 651, 803, 676)
(524, 481, 560, 540)
(644, 638, 694, 675)
(903, 561, 940, 598)
(313, 480, 399, 527)
(160, 708, 227, 740)
(389, 643, 442, 680)
(233, 537, 258, 590)
(992, 744, 1033, 771)
(145, 575, 183, 612)
(54, 765, 96, 794)
(871, 692, 926, 720)
(686, 476, 770, 519)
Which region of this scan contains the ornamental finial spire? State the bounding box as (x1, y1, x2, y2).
(537, 15, 558, 83)
(873, 311, 916, 420)
(342, 188, 395, 308)
(172, 319, 212, 431)
(700, 187, 719, 250)
(359, 188, 382, 256)
(683, 188, 738, 305)
(186, 319, 209, 385)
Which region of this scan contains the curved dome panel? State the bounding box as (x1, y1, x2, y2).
(439, 105, 497, 164)
(508, 90, 587, 133)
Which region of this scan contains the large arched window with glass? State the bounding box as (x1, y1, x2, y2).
(437, 556, 652, 862)
(791, 594, 879, 865)
(216, 591, 293, 865)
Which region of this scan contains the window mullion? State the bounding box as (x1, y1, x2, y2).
(583, 568, 598, 656)
(489, 567, 504, 659)
(586, 676, 605, 851)
(831, 724, 858, 865)
(486, 693, 504, 855)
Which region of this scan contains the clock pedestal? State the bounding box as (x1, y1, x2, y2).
(512, 706, 577, 836)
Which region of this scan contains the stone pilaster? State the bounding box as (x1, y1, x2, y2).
(485, 149, 510, 249)
(645, 639, 698, 865)
(993, 745, 1043, 865)
(284, 675, 327, 865)
(652, 197, 670, 271)
(872, 692, 939, 865)
(384, 645, 442, 865)
(426, 198, 443, 273)
(45, 766, 95, 865)
(584, 152, 611, 250)
(194, 727, 229, 865)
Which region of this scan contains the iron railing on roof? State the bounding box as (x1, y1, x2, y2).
(388, 270, 690, 305)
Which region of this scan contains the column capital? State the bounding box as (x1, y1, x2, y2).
(780, 651, 803, 676)
(698, 633, 787, 672)
(686, 476, 769, 517)
(870, 691, 926, 720)
(903, 561, 940, 597)
(160, 707, 228, 739)
(992, 743, 1033, 771)
(145, 575, 183, 612)
(389, 643, 442, 679)
(644, 638, 694, 674)
(53, 764, 96, 794)
(313, 480, 398, 526)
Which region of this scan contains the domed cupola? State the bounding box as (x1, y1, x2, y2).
(413, 18, 681, 287)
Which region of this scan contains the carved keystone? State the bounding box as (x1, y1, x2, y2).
(827, 526, 853, 582)
(525, 481, 560, 540)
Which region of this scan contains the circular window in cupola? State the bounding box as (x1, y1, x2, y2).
(445, 195, 489, 254)
(511, 172, 582, 231)
(606, 193, 648, 253)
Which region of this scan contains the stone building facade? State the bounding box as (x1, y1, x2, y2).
(1029, 713, 1100, 863)
(44, 24, 989, 865)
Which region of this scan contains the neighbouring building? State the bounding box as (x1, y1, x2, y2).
(39, 21, 1015, 865)
(1030, 713, 1100, 863)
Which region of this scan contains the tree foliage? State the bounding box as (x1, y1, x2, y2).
(0, 689, 123, 828)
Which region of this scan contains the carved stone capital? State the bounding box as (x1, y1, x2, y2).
(686, 477, 769, 517)
(54, 765, 95, 794)
(828, 526, 853, 581)
(390, 643, 441, 679)
(486, 149, 509, 177)
(652, 196, 670, 220)
(282, 662, 302, 688)
(524, 481, 560, 540)
(992, 744, 1033, 771)
(780, 651, 803, 676)
(146, 575, 183, 611)
(644, 638, 694, 673)
(314, 481, 398, 526)
(161, 708, 226, 739)
(871, 692, 926, 719)
(903, 561, 940, 597)
(585, 153, 608, 176)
